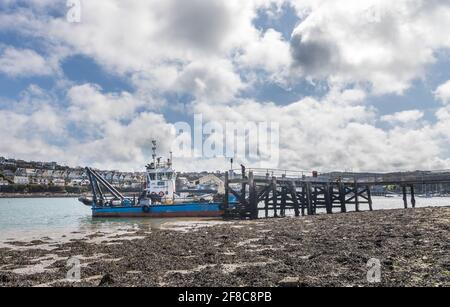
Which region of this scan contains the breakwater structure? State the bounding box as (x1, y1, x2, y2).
(222, 167, 450, 219)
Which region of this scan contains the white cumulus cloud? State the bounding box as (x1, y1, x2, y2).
(290, 0, 450, 95)
(381, 110, 424, 125)
(434, 80, 450, 105)
(0, 46, 52, 77)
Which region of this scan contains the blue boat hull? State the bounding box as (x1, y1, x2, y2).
(92, 202, 224, 218)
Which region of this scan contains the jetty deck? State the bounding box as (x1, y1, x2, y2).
(223, 168, 450, 219)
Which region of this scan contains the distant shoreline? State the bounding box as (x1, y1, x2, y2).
(0, 192, 141, 199)
(0, 193, 82, 199)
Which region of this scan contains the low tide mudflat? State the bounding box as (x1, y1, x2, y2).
(0, 207, 448, 287)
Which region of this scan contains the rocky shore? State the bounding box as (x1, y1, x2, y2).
(0, 207, 448, 287)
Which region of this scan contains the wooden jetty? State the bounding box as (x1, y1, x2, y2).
(223, 167, 450, 220)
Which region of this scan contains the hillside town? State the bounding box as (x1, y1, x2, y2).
(0, 157, 226, 195)
(0, 156, 145, 189)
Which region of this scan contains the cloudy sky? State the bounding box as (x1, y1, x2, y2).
(1, 0, 450, 172)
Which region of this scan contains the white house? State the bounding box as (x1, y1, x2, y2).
(177, 177, 190, 186)
(69, 179, 90, 187)
(62, 170, 70, 179)
(31, 177, 50, 185)
(14, 176, 29, 185)
(42, 170, 54, 179)
(25, 168, 37, 177)
(52, 170, 64, 179)
(52, 179, 66, 187)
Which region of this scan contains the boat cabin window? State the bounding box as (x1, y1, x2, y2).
(148, 172, 173, 181)
(159, 173, 174, 180)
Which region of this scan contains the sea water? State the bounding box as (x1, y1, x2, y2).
(0, 198, 195, 241)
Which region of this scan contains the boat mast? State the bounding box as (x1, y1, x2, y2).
(152, 140, 157, 166)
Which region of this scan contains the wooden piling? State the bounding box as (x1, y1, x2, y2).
(290, 182, 300, 217)
(299, 185, 306, 216)
(224, 172, 229, 210)
(281, 186, 287, 217)
(264, 193, 269, 218)
(248, 171, 257, 219)
(366, 185, 373, 211)
(354, 179, 360, 212)
(272, 177, 278, 218)
(313, 187, 318, 214)
(339, 182, 347, 213)
(241, 166, 246, 210)
(325, 183, 332, 214)
(410, 185, 416, 208)
(402, 186, 408, 209)
(305, 182, 313, 215)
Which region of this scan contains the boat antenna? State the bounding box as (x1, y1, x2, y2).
(152, 140, 157, 164)
(168, 152, 173, 168)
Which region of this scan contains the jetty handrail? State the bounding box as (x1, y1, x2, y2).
(230, 168, 310, 179)
(229, 167, 450, 186)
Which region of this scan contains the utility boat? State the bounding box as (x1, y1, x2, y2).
(79, 141, 232, 218)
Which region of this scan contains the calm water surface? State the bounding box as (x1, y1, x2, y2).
(0, 196, 448, 241)
(0, 198, 198, 241)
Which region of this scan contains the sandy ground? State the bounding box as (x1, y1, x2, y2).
(0, 207, 448, 287)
